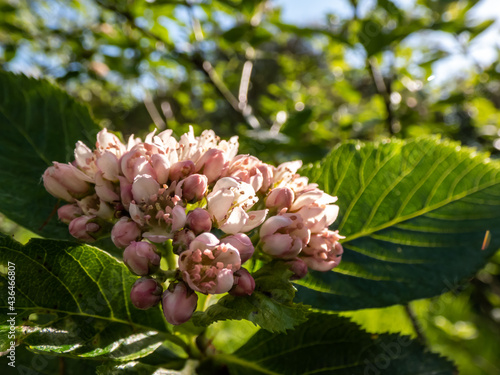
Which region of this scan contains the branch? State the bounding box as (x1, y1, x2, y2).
(96, 0, 260, 129)
(367, 57, 397, 135)
(143, 93, 166, 130)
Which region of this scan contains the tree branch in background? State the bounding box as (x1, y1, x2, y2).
(367, 57, 397, 135)
(143, 93, 166, 130)
(186, 4, 261, 129)
(96, 0, 260, 129)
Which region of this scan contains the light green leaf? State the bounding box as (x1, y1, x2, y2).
(209, 313, 455, 375)
(295, 138, 500, 310)
(0, 71, 101, 239)
(192, 263, 309, 332)
(0, 235, 188, 360)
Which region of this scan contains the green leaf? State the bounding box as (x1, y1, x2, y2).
(205, 320, 260, 354)
(96, 361, 183, 375)
(295, 138, 500, 310)
(0, 235, 188, 360)
(208, 313, 455, 375)
(0, 345, 100, 375)
(0, 72, 101, 239)
(192, 263, 309, 332)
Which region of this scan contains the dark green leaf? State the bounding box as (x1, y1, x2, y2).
(0, 235, 188, 359)
(0, 72, 101, 239)
(192, 263, 309, 332)
(0, 345, 100, 375)
(209, 313, 455, 375)
(295, 138, 500, 310)
(222, 25, 251, 43)
(97, 361, 183, 375)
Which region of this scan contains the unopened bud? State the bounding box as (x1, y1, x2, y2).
(132, 174, 160, 203)
(57, 204, 83, 224)
(161, 282, 198, 325)
(123, 241, 161, 276)
(266, 187, 294, 211)
(178, 174, 208, 201)
(68, 215, 100, 242)
(230, 268, 255, 296)
(151, 154, 170, 184)
(196, 149, 227, 183)
(111, 217, 142, 248)
(169, 160, 195, 181)
(220, 233, 254, 263)
(285, 258, 308, 280)
(43, 162, 91, 202)
(130, 277, 163, 310)
(186, 208, 212, 234)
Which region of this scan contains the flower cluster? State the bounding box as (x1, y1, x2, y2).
(43, 127, 343, 325)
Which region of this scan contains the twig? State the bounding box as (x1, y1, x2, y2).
(186, 4, 261, 129)
(367, 57, 396, 135)
(143, 93, 166, 130)
(96, 0, 260, 129)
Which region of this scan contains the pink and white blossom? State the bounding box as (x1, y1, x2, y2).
(207, 177, 267, 234)
(179, 233, 241, 294)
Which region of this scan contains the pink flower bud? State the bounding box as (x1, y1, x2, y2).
(259, 213, 310, 259)
(130, 277, 163, 310)
(151, 154, 171, 184)
(123, 241, 161, 276)
(266, 187, 295, 211)
(301, 231, 344, 272)
(173, 229, 196, 254)
(96, 151, 120, 181)
(220, 233, 254, 263)
(177, 174, 208, 201)
(68, 215, 100, 242)
(230, 268, 255, 296)
(285, 258, 308, 280)
(186, 208, 212, 234)
(111, 217, 142, 248)
(172, 205, 187, 232)
(57, 204, 83, 224)
(161, 282, 198, 325)
(43, 162, 91, 202)
(132, 174, 160, 203)
(196, 149, 227, 183)
(169, 160, 195, 181)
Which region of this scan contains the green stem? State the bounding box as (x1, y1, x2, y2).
(158, 240, 177, 271)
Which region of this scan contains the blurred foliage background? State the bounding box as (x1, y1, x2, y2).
(1, 0, 500, 373)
